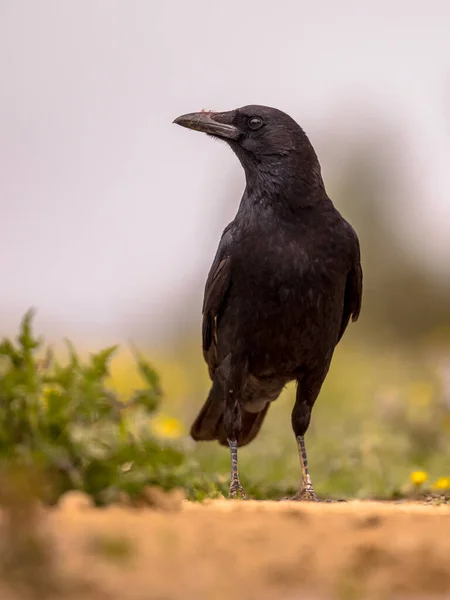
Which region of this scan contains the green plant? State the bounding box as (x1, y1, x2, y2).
(0, 310, 212, 505)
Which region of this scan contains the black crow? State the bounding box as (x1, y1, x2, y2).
(173, 105, 362, 500)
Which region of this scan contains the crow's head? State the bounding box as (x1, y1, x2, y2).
(173, 105, 323, 195)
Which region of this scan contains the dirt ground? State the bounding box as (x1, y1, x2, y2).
(1, 494, 450, 600)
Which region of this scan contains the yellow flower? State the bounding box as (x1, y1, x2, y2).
(431, 477, 450, 491)
(151, 414, 184, 439)
(410, 471, 428, 486)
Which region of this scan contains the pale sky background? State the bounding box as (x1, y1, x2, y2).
(1, 0, 449, 345)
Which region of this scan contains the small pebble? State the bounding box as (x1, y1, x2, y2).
(58, 490, 94, 511)
(141, 486, 186, 511)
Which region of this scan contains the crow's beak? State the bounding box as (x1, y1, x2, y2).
(173, 111, 240, 140)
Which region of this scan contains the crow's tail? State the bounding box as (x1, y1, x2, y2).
(190, 379, 270, 448)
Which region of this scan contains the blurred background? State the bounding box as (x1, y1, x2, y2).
(1, 0, 449, 498)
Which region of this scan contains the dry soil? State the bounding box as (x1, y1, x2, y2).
(1, 494, 450, 600)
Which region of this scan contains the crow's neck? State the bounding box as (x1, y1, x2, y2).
(239, 154, 328, 216)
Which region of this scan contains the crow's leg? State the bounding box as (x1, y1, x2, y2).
(222, 358, 247, 499)
(287, 377, 323, 501)
(292, 434, 317, 501)
(227, 439, 246, 499)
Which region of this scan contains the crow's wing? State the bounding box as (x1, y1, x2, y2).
(337, 224, 363, 343)
(202, 225, 233, 378)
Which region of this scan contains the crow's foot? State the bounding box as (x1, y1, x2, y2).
(280, 486, 319, 502)
(229, 480, 248, 500)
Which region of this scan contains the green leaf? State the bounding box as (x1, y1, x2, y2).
(88, 346, 118, 378)
(129, 342, 161, 393)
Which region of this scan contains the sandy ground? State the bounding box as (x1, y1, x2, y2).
(1, 494, 450, 600)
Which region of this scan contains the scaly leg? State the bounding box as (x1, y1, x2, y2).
(291, 435, 317, 501)
(222, 357, 248, 499)
(228, 439, 247, 499)
(282, 375, 323, 501)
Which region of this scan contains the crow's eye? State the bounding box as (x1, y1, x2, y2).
(248, 117, 264, 130)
